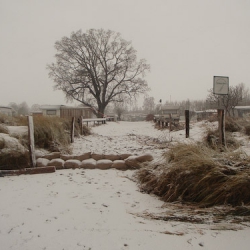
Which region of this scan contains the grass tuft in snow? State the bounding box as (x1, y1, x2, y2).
(136, 142, 250, 207)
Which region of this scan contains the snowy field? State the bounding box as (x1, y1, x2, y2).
(1, 121, 250, 250)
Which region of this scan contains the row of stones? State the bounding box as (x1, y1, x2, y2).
(37, 152, 154, 171)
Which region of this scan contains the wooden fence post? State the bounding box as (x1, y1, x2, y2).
(27, 116, 36, 168)
(169, 114, 172, 132)
(71, 117, 75, 143)
(80, 116, 83, 135)
(185, 110, 190, 138)
(218, 109, 226, 146)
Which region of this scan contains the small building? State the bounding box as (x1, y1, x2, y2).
(0, 106, 12, 116)
(40, 105, 94, 120)
(40, 105, 62, 117)
(234, 106, 250, 118)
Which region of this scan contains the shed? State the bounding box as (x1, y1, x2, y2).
(60, 106, 94, 120)
(0, 106, 12, 116)
(234, 106, 250, 118)
(40, 105, 63, 117)
(40, 105, 94, 120)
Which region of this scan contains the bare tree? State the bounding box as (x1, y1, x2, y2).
(143, 96, 155, 114)
(206, 83, 245, 116)
(47, 29, 150, 117)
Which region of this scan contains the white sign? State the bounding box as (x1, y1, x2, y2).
(213, 76, 229, 95)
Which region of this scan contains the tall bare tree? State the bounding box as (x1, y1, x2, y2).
(47, 29, 150, 117)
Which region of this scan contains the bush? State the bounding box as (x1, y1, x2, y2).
(146, 114, 154, 121)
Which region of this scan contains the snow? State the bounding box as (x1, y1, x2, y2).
(1, 120, 250, 250)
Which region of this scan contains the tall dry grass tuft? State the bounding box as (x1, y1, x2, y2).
(33, 116, 71, 153)
(136, 142, 250, 207)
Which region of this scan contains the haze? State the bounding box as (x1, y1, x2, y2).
(0, 0, 249, 106)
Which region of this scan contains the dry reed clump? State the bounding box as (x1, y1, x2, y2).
(33, 116, 71, 153)
(244, 125, 250, 136)
(0, 124, 9, 134)
(225, 116, 242, 132)
(136, 143, 250, 207)
(203, 128, 240, 150)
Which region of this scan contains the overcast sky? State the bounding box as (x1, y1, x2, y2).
(0, 0, 250, 107)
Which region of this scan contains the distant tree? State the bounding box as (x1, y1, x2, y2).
(30, 104, 41, 112)
(8, 102, 18, 115)
(48, 29, 150, 117)
(142, 96, 155, 114)
(206, 83, 246, 116)
(18, 102, 30, 115)
(113, 101, 128, 120)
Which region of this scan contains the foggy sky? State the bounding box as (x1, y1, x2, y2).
(0, 0, 249, 107)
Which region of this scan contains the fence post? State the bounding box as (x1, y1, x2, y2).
(169, 114, 172, 132)
(218, 109, 226, 146)
(80, 116, 83, 135)
(185, 110, 190, 138)
(71, 117, 75, 143)
(27, 116, 36, 168)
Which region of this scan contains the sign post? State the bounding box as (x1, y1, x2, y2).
(213, 76, 229, 147)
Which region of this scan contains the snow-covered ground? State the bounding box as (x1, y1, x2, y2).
(1, 120, 250, 250)
(72, 120, 218, 159)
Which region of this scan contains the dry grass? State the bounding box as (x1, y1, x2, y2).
(136, 143, 250, 207)
(32, 116, 71, 153)
(0, 124, 8, 134)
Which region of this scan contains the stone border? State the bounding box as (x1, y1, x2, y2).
(36, 152, 154, 171)
(0, 152, 154, 177)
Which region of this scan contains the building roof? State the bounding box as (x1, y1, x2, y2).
(235, 106, 250, 110)
(40, 105, 64, 110)
(0, 106, 12, 109)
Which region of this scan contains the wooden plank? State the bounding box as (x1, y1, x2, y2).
(82, 118, 106, 122)
(27, 116, 36, 168)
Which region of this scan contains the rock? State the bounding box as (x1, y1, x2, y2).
(82, 158, 96, 169)
(48, 158, 65, 169)
(0, 133, 29, 169)
(64, 159, 82, 169)
(91, 153, 104, 160)
(112, 160, 128, 170)
(74, 152, 91, 161)
(136, 153, 153, 162)
(96, 159, 113, 170)
(36, 158, 50, 167)
(61, 154, 74, 161)
(119, 153, 132, 160)
(104, 154, 120, 161)
(124, 156, 141, 169)
(42, 152, 61, 160)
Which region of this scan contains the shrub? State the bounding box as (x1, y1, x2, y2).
(146, 114, 154, 121)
